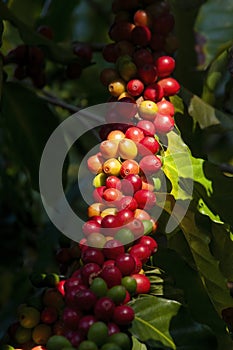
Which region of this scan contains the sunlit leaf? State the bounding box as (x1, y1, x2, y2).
(129, 295, 217, 349)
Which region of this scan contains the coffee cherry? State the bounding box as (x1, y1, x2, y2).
(79, 340, 98, 350)
(115, 40, 134, 57)
(118, 60, 138, 81)
(108, 79, 126, 97)
(120, 159, 139, 177)
(81, 247, 105, 266)
(102, 240, 125, 261)
(87, 321, 108, 347)
(114, 228, 135, 245)
(65, 330, 84, 348)
(129, 243, 151, 264)
(122, 174, 142, 194)
(138, 136, 160, 156)
(116, 196, 138, 211)
(138, 100, 158, 121)
(126, 218, 144, 238)
(87, 233, 107, 249)
(73, 42, 92, 62)
(82, 220, 101, 237)
(94, 297, 115, 322)
(115, 253, 136, 275)
(40, 306, 58, 324)
(18, 306, 40, 328)
(157, 77, 180, 96)
(108, 332, 132, 350)
(88, 203, 105, 218)
(78, 315, 97, 336)
(157, 99, 175, 116)
(100, 68, 120, 86)
(109, 21, 135, 42)
(93, 186, 106, 203)
(155, 55, 175, 77)
(81, 263, 102, 285)
(139, 154, 162, 175)
(134, 189, 156, 210)
(107, 285, 127, 305)
(133, 48, 153, 67)
(103, 158, 122, 177)
(113, 305, 134, 326)
(100, 140, 119, 159)
(116, 209, 134, 225)
(102, 43, 118, 63)
(131, 273, 151, 294)
(87, 153, 103, 174)
(126, 79, 144, 97)
(138, 63, 157, 85)
(134, 9, 152, 27)
(100, 265, 123, 288)
(62, 307, 82, 330)
(32, 324, 52, 345)
(149, 33, 166, 51)
(101, 215, 119, 231)
(137, 235, 158, 253)
(131, 25, 152, 46)
(75, 289, 98, 311)
(106, 176, 121, 189)
(118, 138, 138, 159)
(137, 120, 156, 136)
(121, 276, 137, 295)
(107, 322, 120, 336)
(90, 277, 108, 298)
(103, 188, 123, 202)
(125, 126, 145, 143)
(143, 82, 164, 102)
(14, 326, 32, 344)
(153, 113, 175, 134)
(107, 130, 125, 141)
(152, 13, 175, 35)
(37, 25, 54, 39)
(46, 335, 71, 350)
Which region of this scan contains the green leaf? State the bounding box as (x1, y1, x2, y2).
(1, 82, 60, 190)
(155, 248, 233, 349)
(8, 0, 43, 26)
(132, 336, 147, 350)
(180, 87, 233, 129)
(0, 2, 81, 65)
(195, 0, 233, 68)
(129, 295, 217, 350)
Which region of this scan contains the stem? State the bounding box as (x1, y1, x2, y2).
(40, 91, 81, 113)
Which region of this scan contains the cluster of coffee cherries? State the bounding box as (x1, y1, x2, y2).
(2, 25, 92, 88)
(3, 221, 157, 350)
(100, 0, 180, 134)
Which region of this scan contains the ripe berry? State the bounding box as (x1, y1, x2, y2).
(133, 48, 153, 67)
(113, 305, 134, 326)
(116, 196, 138, 211)
(81, 263, 102, 285)
(137, 235, 158, 253)
(157, 99, 175, 116)
(62, 307, 82, 330)
(78, 315, 97, 336)
(102, 240, 125, 260)
(102, 43, 118, 63)
(116, 209, 134, 225)
(81, 247, 105, 266)
(73, 42, 92, 62)
(100, 68, 120, 86)
(101, 215, 120, 231)
(152, 13, 175, 35)
(131, 273, 151, 294)
(106, 176, 122, 189)
(131, 25, 152, 46)
(143, 82, 164, 102)
(126, 79, 144, 97)
(137, 120, 156, 136)
(134, 9, 152, 27)
(75, 289, 98, 311)
(138, 63, 157, 85)
(154, 113, 175, 134)
(109, 21, 135, 42)
(157, 77, 180, 96)
(129, 243, 151, 264)
(103, 188, 123, 202)
(107, 322, 120, 336)
(82, 220, 101, 237)
(134, 189, 156, 210)
(40, 306, 58, 324)
(155, 55, 175, 77)
(115, 253, 136, 275)
(139, 155, 162, 175)
(93, 186, 106, 203)
(120, 159, 139, 177)
(138, 136, 160, 156)
(94, 297, 115, 322)
(125, 126, 145, 143)
(126, 218, 144, 238)
(100, 265, 123, 288)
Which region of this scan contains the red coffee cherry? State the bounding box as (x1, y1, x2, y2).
(155, 55, 175, 77)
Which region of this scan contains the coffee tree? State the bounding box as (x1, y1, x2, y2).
(0, 1, 233, 350)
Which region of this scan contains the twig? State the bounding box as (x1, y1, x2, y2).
(40, 91, 81, 113)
